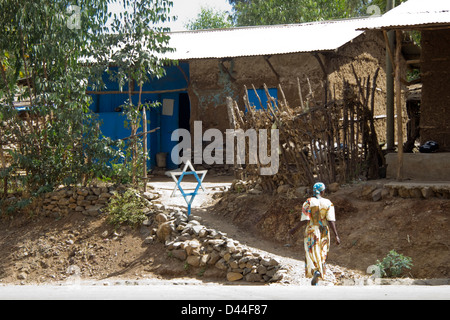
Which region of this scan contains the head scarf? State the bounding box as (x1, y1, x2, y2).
(313, 182, 326, 198)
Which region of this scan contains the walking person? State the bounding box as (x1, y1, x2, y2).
(289, 182, 341, 285)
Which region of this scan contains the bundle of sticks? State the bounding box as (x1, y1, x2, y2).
(227, 68, 384, 192)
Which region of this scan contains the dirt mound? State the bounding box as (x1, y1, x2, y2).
(212, 183, 449, 279)
(0, 212, 225, 285)
(0, 179, 448, 285)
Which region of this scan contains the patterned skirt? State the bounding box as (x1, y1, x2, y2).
(304, 224, 330, 278)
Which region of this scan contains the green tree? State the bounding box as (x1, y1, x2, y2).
(0, 0, 177, 209)
(228, 0, 408, 26)
(0, 0, 118, 200)
(93, 0, 176, 185)
(185, 7, 234, 30)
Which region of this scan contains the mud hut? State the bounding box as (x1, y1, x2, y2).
(166, 17, 399, 144)
(361, 0, 450, 181)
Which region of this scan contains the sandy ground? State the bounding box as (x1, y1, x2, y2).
(0, 173, 448, 286)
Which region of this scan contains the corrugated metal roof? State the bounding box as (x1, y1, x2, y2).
(165, 18, 374, 60)
(359, 0, 450, 30)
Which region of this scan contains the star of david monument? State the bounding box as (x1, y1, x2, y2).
(169, 160, 207, 216)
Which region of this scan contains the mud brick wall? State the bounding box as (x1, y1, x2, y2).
(420, 29, 450, 151)
(187, 31, 393, 146)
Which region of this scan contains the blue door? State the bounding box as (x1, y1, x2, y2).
(160, 93, 180, 170)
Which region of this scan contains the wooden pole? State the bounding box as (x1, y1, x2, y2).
(142, 105, 148, 192)
(226, 96, 237, 129)
(385, 0, 396, 152)
(1, 144, 6, 198)
(297, 77, 305, 111)
(395, 30, 404, 181)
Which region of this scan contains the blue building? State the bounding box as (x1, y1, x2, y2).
(88, 63, 190, 170)
(88, 19, 388, 171)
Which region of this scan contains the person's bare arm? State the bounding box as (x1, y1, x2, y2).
(289, 220, 306, 235)
(329, 221, 341, 245)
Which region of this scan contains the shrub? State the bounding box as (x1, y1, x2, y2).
(375, 250, 413, 278)
(104, 189, 148, 229)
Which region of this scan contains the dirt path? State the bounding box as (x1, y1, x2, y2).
(1, 174, 447, 285)
(147, 175, 363, 285)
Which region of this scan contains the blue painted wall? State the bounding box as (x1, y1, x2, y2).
(246, 87, 278, 112)
(89, 63, 189, 170)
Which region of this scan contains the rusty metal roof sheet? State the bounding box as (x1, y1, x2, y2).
(360, 0, 450, 30)
(165, 18, 374, 60)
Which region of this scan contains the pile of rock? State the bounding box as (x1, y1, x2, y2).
(142, 205, 286, 283)
(37, 185, 161, 218)
(359, 181, 450, 201)
(32, 184, 285, 283)
(230, 179, 312, 198)
(385, 183, 450, 199)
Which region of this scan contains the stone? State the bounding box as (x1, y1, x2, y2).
(155, 213, 168, 224)
(77, 200, 92, 207)
(198, 228, 208, 238)
(171, 249, 187, 261)
(17, 272, 27, 280)
(265, 268, 277, 278)
(328, 182, 340, 193)
(99, 192, 112, 199)
(361, 185, 377, 198)
(398, 187, 410, 198)
(409, 188, 423, 198)
(200, 254, 209, 266)
(207, 239, 225, 246)
(85, 195, 98, 201)
(170, 241, 183, 250)
(85, 205, 102, 217)
(187, 219, 201, 226)
(223, 253, 232, 262)
(277, 184, 290, 194)
(295, 186, 308, 197)
(371, 188, 382, 202)
(215, 258, 228, 270)
(142, 218, 153, 226)
(389, 187, 398, 197)
(261, 257, 279, 267)
(191, 225, 205, 236)
(261, 258, 270, 267)
(143, 236, 154, 244)
(271, 269, 287, 282)
(185, 239, 201, 256)
(229, 260, 239, 269)
(226, 241, 237, 254)
(269, 258, 280, 266)
(421, 187, 434, 198)
(208, 251, 221, 265)
(68, 203, 77, 210)
(248, 188, 262, 195)
(186, 255, 201, 267)
(257, 265, 267, 275)
(58, 198, 70, 206)
(156, 221, 174, 242)
(227, 272, 243, 281)
(245, 273, 262, 282)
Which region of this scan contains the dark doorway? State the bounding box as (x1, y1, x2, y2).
(179, 93, 190, 132)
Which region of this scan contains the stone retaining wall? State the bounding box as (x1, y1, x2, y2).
(33, 185, 285, 283)
(359, 181, 450, 201)
(38, 185, 117, 218)
(143, 204, 286, 283)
